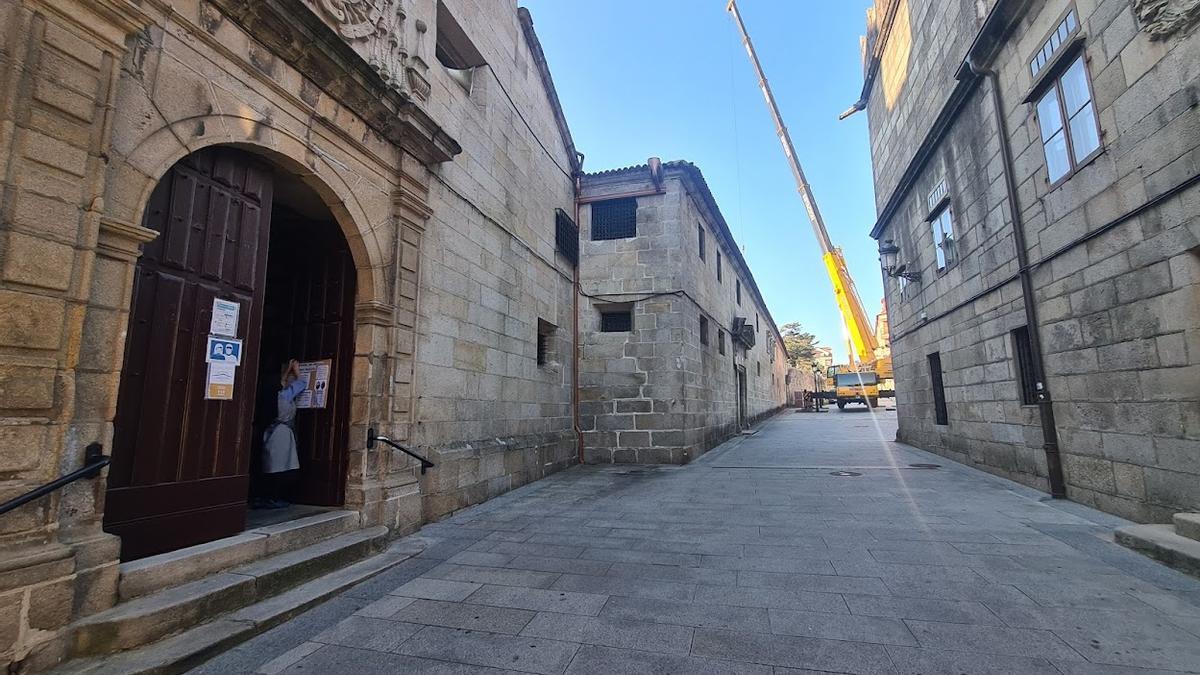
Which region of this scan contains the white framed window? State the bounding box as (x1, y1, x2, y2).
(1035, 54, 1101, 185)
(930, 207, 956, 272)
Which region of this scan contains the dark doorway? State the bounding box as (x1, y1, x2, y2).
(106, 147, 356, 561)
(251, 207, 356, 507)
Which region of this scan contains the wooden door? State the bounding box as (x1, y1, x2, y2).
(106, 148, 273, 561)
(257, 213, 355, 506)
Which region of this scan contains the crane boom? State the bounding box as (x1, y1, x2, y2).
(726, 0, 878, 365)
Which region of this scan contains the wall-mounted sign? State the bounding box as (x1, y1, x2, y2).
(205, 362, 236, 400)
(205, 336, 243, 365)
(295, 359, 331, 409)
(210, 298, 241, 338)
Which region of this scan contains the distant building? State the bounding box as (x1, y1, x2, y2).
(861, 0, 1200, 522)
(578, 161, 789, 463)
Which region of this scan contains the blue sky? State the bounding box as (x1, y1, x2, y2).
(523, 0, 879, 362)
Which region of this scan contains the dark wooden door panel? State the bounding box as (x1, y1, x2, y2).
(106, 148, 274, 561)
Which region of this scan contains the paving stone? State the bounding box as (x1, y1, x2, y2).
(504, 555, 613, 577)
(280, 644, 511, 674)
(599, 596, 769, 632)
(464, 584, 608, 616)
(389, 599, 536, 634)
(390, 578, 483, 602)
(551, 573, 695, 602)
(489, 541, 585, 559)
(354, 595, 417, 619)
(604, 561, 735, 585)
(884, 645, 1062, 674)
(397, 626, 578, 675)
(842, 595, 1003, 625)
(700, 554, 836, 574)
(521, 612, 694, 655)
(311, 616, 422, 652)
(423, 564, 560, 589)
(767, 608, 917, 646)
(690, 627, 895, 674)
(564, 644, 771, 675)
(692, 585, 848, 614)
(903, 620, 1084, 661)
(445, 552, 514, 568)
(737, 570, 891, 596)
(1048, 619, 1200, 671)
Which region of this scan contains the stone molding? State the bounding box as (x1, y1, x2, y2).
(355, 300, 397, 326)
(29, 0, 153, 51)
(96, 216, 157, 262)
(1133, 0, 1200, 39)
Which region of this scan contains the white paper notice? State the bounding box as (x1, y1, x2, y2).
(210, 298, 241, 338)
(205, 362, 236, 400)
(295, 359, 331, 409)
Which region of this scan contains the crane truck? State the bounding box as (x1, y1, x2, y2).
(726, 0, 893, 409)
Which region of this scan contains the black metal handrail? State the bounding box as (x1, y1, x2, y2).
(366, 428, 435, 474)
(0, 443, 109, 517)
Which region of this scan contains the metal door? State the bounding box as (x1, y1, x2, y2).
(105, 148, 273, 561)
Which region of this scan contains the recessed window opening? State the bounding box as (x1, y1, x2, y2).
(555, 209, 578, 266)
(599, 304, 633, 333)
(537, 319, 556, 367)
(716, 251, 723, 282)
(698, 225, 706, 260)
(591, 197, 637, 240)
(700, 315, 709, 346)
(1035, 53, 1101, 184)
(928, 352, 948, 425)
(1011, 326, 1038, 405)
(436, 0, 487, 90)
(736, 280, 742, 305)
(718, 330, 726, 355)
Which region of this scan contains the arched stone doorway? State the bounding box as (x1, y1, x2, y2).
(103, 146, 358, 561)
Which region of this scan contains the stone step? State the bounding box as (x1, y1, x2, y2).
(1115, 523, 1200, 579)
(57, 539, 423, 675)
(69, 526, 389, 658)
(1173, 513, 1200, 542)
(118, 510, 360, 601)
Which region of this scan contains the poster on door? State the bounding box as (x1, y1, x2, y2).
(295, 359, 331, 409)
(209, 298, 241, 338)
(205, 362, 237, 400)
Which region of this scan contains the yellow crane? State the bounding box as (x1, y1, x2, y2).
(726, 0, 892, 408)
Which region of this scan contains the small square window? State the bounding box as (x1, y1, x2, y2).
(700, 316, 709, 346)
(591, 198, 637, 240)
(599, 307, 633, 332)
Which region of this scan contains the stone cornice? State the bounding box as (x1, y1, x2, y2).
(97, 215, 158, 261)
(355, 300, 396, 326)
(208, 0, 460, 167)
(31, 0, 153, 51)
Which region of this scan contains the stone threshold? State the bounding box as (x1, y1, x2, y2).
(1116, 513, 1200, 579)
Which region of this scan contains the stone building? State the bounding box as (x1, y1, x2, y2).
(860, 0, 1200, 522)
(577, 161, 789, 464)
(0, 0, 582, 668)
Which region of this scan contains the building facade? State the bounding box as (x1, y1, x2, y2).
(577, 161, 789, 464)
(0, 0, 582, 668)
(862, 0, 1200, 522)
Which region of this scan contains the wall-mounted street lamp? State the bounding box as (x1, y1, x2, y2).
(878, 240, 921, 282)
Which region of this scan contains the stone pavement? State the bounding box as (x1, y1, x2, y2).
(193, 409, 1200, 674)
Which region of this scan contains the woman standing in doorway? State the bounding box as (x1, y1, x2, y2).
(258, 359, 306, 509)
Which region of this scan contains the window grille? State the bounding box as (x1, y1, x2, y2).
(600, 308, 633, 332)
(591, 197, 637, 240)
(555, 209, 578, 266)
(1011, 326, 1038, 405)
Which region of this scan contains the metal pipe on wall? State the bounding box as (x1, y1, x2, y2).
(967, 57, 1067, 498)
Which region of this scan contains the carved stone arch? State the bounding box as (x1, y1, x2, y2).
(101, 118, 392, 308)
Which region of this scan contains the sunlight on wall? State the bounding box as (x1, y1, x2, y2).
(881, 0, 911, 111)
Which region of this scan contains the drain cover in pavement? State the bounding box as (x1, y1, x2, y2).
(829, 471, 862, 477)
(909, 463, 941, 469)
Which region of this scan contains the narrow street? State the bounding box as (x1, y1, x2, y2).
(195, 409, 1200, 674)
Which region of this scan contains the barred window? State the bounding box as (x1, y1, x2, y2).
(599, 307, 633, 332)
(591, 197, 637, 240)
(1012, 326, 1038, 405)
(555, 209, 578, 266)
